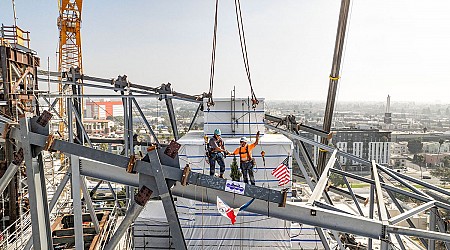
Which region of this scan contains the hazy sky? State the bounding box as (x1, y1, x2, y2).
(1, 1, 450, 103)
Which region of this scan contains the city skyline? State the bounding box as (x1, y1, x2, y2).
(1, 1, 450, 103)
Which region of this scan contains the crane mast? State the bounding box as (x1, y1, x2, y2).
(58, 0, 83, 138)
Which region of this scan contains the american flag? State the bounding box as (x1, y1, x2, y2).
(272, 156, 290, 186)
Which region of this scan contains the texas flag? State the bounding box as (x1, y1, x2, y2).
(216, 197, 255, 225)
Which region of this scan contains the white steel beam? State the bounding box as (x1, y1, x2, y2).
(308, 149, 338, 204)
(389, 201, 435, 225)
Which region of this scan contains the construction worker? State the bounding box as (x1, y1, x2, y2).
(207, 129, 227, 178)
(229, 131, 260, 185)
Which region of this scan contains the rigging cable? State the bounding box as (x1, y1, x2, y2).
(234, 0, 258, 108)
(207, 0, 220, 109)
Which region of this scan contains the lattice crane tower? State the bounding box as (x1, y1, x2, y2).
(57, 0, 83, 131)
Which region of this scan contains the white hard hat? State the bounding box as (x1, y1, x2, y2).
(240, 137, 248, 142)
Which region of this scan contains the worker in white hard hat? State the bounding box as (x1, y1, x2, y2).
(207, 128, 228, 178)
(229, 131, 260, 185)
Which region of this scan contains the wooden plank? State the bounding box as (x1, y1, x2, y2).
(52, 234, 96, 245)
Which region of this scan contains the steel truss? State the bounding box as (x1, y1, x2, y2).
(0, 67, 448, 249)
(0, 106, 447, 250)
(266, 119, 450, 250)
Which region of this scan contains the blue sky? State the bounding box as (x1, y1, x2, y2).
(1, 1, 450, 103)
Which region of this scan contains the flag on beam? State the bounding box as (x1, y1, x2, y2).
(217, 196, 255, 225)
(272, 156, 290, 186)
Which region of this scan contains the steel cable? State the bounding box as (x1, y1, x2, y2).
(207, 0, 220, 109)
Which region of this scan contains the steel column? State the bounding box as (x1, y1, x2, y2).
(429, 207, 437, 250)
(20, 116, 53, 249)
(68, 99, 84, 250)
(147, 150, 187, 249)
(70, 155, 84, 250)
(165, 98, 179, 140)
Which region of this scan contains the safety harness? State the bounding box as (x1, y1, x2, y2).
(238, 144, 251, 163)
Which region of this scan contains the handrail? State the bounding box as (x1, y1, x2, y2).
(0, 210, 32, 250)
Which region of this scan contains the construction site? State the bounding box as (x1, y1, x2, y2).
(1, 0, 450, 249)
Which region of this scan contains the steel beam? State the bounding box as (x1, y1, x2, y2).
(308, 149, 337, 204)
(188, 103, 202, 132)
(330, 168, 433, 204)
(71, 101, 92, 147)
(383, 181, 429, 247)
(378, 165, 432, 198)
(132, 97, 159, 145)
(172, 184, 385, 239)
(335, 162, 364, 216)
(368, 171, 375, 250)
(104, 200, 148, 250)
(79, 158, 138, 186)
(80, 176, 100, 233)
(293, 145, 314, 190)
(266, 124, 371, 166)
(49, 170, 71, 212)
(106, 184, 152, 249)
(0, 163, 19, 194)
(387, 226, 450, 243)
(294, 146, 344, 249)
(372, 161, 389, 249)
(389, 201, 435, 225)
(372, 161, 388, 222)
(378, 165, 450, 197)
(386, 209, 407, 250)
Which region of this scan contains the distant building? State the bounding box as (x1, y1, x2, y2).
(391, 142, 408, 155)
(85, 99, 123, 119)
(424, 153, 450, 167)
(384, 95, 392, 124)
(423, 141, 450, 154)
(323, 129, 392, 168)
(84, 119, 115, 135)
(390, 154, 407, 168)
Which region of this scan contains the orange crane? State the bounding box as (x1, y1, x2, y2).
(57, 0, 83, 162)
